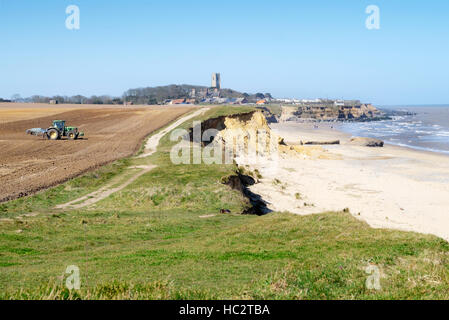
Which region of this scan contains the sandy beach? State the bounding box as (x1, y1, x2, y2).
(243, 122, 449, 241)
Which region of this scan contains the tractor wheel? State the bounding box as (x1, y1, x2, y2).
(47, 128, 60, 140)
(67, 131, 76, 140)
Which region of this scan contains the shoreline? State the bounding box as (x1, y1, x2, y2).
(380, 141, 449, 157)
(239, 121, 449, 241)
(339, 127, 449, 158)
(276, 120, 449, 159)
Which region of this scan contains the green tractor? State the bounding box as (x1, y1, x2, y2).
(44, 120, 84, 140)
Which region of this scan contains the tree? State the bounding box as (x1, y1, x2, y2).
(70, 95, 87, 104)
(11, 94, 22, 102)
(31, 95, 49, 103)
(112, 98, 123, 105)
(52, 96, 65, 104)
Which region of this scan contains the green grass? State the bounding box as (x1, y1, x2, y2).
(1, 106, 449, 300)
(0, 159, 130, 218)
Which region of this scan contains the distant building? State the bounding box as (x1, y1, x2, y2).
(334, 100, 345, 107)
(236, 98, 248, 104)
(211, 73, 221, 90)
(343, 100, 361, 107)
(170, 98, 186, 105)
(301, 99, 322, 104)
(256, 99, 267, 105)
(276, 98, 293, 103)
(214, 97, 227, 104)
(228, 97, 248, 105)
(49, 99, 59, 105)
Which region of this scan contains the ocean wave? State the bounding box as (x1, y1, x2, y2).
(390, 142, 449, 155)
(340, 117, 449, 156)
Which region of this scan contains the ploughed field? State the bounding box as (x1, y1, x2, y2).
(0, 103, 193, 202)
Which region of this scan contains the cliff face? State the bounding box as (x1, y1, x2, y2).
(214, 111, 279, 157)
(189, 111, 259, 145)
(188, 111, 278, 215)
(190, 110, 328, 162)
(337, 104, 382, 120)
(280, 104, 383, 122)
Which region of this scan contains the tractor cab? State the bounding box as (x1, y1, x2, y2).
(52, 120, 66, 131)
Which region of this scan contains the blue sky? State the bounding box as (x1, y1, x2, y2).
(1, 0, 448, 105)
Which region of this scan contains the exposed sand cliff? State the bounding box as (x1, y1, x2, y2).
(280, 104, 384, 122)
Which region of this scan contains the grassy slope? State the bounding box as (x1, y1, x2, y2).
(0, 106, 448, 300)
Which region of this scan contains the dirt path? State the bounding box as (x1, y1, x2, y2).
(56, 108, 209, 209)
(138, 108, 209, 158)
(55, 165, 155, 209)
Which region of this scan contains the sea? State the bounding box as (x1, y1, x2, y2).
(338, 105, 449, 155)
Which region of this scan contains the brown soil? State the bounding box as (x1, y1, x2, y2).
(0, 104, 193, 202)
